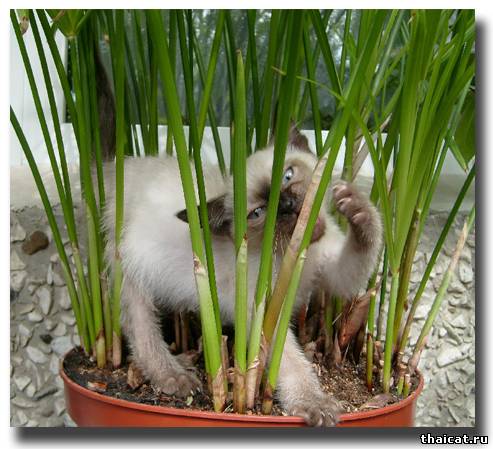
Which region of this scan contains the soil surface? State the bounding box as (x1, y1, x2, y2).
(63, 347, 418, 416)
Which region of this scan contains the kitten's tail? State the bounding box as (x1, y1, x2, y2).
(94, 44, 116, 161)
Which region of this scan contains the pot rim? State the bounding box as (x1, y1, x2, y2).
(60, 350, 424, 424)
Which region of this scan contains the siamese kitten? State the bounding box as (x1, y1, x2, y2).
(102, 128, 382, 426)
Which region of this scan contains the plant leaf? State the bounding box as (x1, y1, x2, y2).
(453, 90, 475, 168)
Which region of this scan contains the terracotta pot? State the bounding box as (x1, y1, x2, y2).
(61, 355, 424, 427)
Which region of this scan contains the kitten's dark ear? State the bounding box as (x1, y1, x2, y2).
(269, 104, 311, 153)
(288, 123, 311, 153)
(176, 195, 230, 236)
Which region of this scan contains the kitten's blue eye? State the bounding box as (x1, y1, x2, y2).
(282, 167, 294, 185)
(248, 206, 266, 220)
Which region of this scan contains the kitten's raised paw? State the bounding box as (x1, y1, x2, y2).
(289, 394, 342, 427)
(332, 181, 371, 227)
(152, 368, 202, 397)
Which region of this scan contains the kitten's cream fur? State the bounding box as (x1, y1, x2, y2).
(102, 139, 382, 426)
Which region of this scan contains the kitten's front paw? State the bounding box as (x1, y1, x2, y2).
(289, 393, 342, 427)
(333, 181, 372, 227)
(152, 367, 202, 397)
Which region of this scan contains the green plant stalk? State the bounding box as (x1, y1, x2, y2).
(392, 207, 422, 346)
(339, 10, 352, 82)
(302, 21, 323, 157)
(36, 10, 80, 144)
(111, 10, 126, 367)
(376, 249, 389, 341)
(366, 289, 377, 390)
(191, 28, 226, 175)
(382, 272, 399, 393)
(409, 206, 475, 373)
(130, 11, 150, 152)
(309, 10, 342, 100)
(262, 250, 307, 415)
(69, 36, 99, 348)
(324, 294, 334, 354)
(148, 28, 159, 155)
(246, 10, 261, 147)
(10, 108, 89, 352)
(297, 10, 331, 125)
(177, 11, 222, 343)
(196, 11, 225, 144)
(146, 11, 223, 407)
(85, 23, 110, 361)
(86, 204, 106, 367)
(29, 12, 76, 226)
(398, 165, 475, 354)
(234, 238, 248, 413)
(166, 10, 177, 155)
(193, 257, 226, 411)
(86, 27, 106, 211)
(233, 50, 248, 413)
(257, 9, 281, 149)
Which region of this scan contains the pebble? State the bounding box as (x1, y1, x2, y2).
(49, 355, 60, 375)
(44, 319, 56, 331)
(36, 286, 53, 315)
(14, 375, 31, 391)
(52, 269, 65, 286)
(437, 347, 466, 367)
(25, 419, 39, 427)
(17, 303, 34, 315)
(50, 253, 59, 263)
(414, 304, 429, 320)
(54, 399, 66, 416)
(40, 404, 55, 417)
(22, 230, 50, 255)
(25, 384, 36, 398)
(53, 323, 67, 337)
(46, 264, 54, 286)
(448, 277, 466, 294)
(26, 346, 48, 364)
(460, 246, 472, 264)
(11, 251, 26, 270)
(27, 310, 43, 323)
(449, 315, 468, 329)
(448, 406, 461, 424)
(40, 334, 53, 344)
(447, 369, 460, 384)
(18, 323, 32, 338)
(11, 396, 37, 408)
(51, 336, 73, 356)
(11, 221, 27, 242)
(12, 411, 28, 426)
(11, 271, 27, 292)
(60, 313, 76, 326)
(57, 287, 72, 310)
(33, 385, 58, 401)
(458, 261, 474, 284)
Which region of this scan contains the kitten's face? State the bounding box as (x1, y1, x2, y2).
(237, 146, 326, 249)
(177, 128, 327, 250)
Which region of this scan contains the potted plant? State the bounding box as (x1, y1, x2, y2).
(11, 9, 475, 427)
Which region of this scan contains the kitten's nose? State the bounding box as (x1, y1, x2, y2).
(279, 195, 295, 214)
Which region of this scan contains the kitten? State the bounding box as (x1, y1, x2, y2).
(102, 128, 382, 426)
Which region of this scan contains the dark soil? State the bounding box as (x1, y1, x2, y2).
(63, 347, 418, 416)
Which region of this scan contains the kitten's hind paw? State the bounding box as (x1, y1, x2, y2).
(289, 394, 342, 427)
(152, 368, 202, 397)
